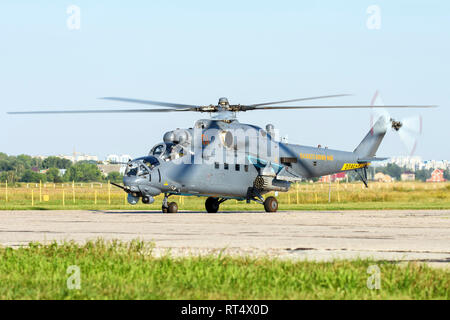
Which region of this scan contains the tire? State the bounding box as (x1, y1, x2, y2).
(264, 196, 278, 212)
(142, 196, 150, 204)
(162, 206, 168, 213)
(205, 197, 220, 213)
(167, 202, 178, 213)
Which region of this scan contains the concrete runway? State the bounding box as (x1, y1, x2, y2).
(1, 210, 449, 267)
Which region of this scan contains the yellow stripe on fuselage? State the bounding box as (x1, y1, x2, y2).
(340, 163, 370, 171)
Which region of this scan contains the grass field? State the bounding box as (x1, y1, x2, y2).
(0, 240, 448, 300)
(0, 181, 449, 211)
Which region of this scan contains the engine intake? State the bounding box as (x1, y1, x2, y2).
(253, 175, 290, 192)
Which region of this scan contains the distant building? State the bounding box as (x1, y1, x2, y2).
(53, 153, 99, 163)
(374, 172, 393, 183)
(98, 164, 126, 176)
(318, 175, 330, 183)
(58, 154, 75, 162)
(34, 155, 48, 160)
(106, 154, 132, 164)
(76, 154, 98, 162)
(318, 172, 347, 183)
(401, 172, 415, 181)
(426, 169, 446, 182)
(106, 154, 119, 163)
(377, 156, 449, 172)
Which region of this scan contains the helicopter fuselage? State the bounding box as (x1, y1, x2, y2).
(122, 118, 374, 205)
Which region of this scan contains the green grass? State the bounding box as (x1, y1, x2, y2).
(0, 181, 449, 211)
(0, 240, 448, 299)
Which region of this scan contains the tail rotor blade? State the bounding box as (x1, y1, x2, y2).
(368, 90, 423, 156)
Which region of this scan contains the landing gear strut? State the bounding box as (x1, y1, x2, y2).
(247, 188, 278, 212)
(162, 193, 178, 213)
(205, 197, 226, 213)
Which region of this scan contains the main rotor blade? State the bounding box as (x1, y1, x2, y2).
(246, 94, 352, 107)
(247, 105, 437, 110)
(100, 97, 200, 109)
(7, 108, 192, 115)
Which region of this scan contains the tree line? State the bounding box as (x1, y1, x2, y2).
(0, 153, 123, 184)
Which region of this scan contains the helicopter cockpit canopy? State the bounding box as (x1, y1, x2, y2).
(149, 142, 186, 161)
(125, 156, 160, 177)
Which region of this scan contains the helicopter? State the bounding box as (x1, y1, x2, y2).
(8, 94, 434, 213)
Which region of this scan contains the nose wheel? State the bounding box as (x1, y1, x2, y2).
(162, 194, 178, 213)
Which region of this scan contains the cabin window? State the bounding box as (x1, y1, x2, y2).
(214, 162, 219, 169)
(244, 165, 249, 172)
(224, 163, 229, 170)
(235, 164, 240, 171)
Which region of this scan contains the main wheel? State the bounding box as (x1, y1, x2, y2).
(264, 196, 278, 212)
(162, 206, 168, 213)
(167, 202, 178, 213)
(205, 197, 220, 213)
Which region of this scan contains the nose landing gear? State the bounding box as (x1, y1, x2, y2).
(162, 193, 178, 213)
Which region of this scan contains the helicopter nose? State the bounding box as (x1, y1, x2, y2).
(123, 174, 162, 196)
(123, 175, 140, 193)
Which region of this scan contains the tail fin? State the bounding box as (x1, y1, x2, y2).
(354, 116, 388, 158)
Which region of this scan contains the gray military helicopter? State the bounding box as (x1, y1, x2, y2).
(9, 95, 434, 213)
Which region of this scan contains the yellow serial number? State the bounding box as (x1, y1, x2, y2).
(340, 163, 369, 171)
(299, 153, 334, 161)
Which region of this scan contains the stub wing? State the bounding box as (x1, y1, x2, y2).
(276, 166, 303, 182)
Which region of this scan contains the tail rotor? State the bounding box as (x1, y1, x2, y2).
(369, 90, 423, 156)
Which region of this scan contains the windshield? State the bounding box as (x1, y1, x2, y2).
(126, 167, 138, 176)
(126, 156, 160, 177)
(134, 156, 160, 168)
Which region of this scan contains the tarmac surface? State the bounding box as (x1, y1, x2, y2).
(1, 210, 449, 267)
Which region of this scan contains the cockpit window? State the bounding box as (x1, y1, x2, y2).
(134, 156, 160, 168)
(150, 142, 187, 161)
(165, 144, 185, 161)
(151, 144, 165, 157)
(139, 164, 149, 176)
(126, 167, 138, 177)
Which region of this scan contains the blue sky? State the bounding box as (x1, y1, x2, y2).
(0, 0, 448, 160)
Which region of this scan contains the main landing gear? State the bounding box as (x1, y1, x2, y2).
(248, 189, 279, 213)
(161, 194, 279, 214)
(204, 195, 279, 213)
(263, 196, 278, 212)
(162, 193, 178, 213)
(205, 197, 227, 213)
